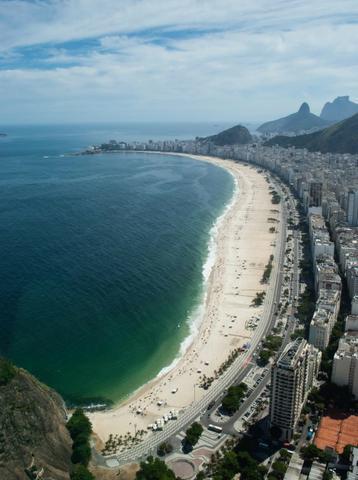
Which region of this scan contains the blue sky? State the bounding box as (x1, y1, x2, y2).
(1, 0, 358, 124)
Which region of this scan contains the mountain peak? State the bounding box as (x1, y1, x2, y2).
(257, 102, 327, 134)
(336, 96, 350, 102)
(320, 96, 358, 121)
(298, 102, 310, 114)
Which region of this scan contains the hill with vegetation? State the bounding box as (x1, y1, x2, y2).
(320, 96, 358, 122)
(201, 124, 252, 145)
(0, 358, 72, 480)
(265, 113, 358, 154)
(257, 103, 329, 134)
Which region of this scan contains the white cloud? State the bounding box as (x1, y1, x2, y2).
(0, 0, 358, 123)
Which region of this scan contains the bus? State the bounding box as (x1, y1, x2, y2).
(208, 424, 223, 434)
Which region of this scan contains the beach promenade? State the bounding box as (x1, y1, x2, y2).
(89, 156, 284, 463)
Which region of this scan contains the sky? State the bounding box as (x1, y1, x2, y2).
(1, 0, 358, 124)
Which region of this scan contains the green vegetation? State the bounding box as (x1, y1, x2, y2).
(258, 335, 282, 366)
(157, 441, 173, 457)
(202, 124, 253, 146)
(0, 358, 16, 386)
(136, 456, 176, 480)
(269, 226, 276, 233)
(271, 190, 281, 204)
(199, 347, 243, 389)
(67, 409, 93, 477)
(252, 291, 266, 307)
(265, 113, 358, 154)
(291, 328, 305, 340)
(341, 444, 354, 463)
(184, 422, 203, 447)
(271, 461, 288, 480)
(308, 383, 356, 411)
(101, 429, 147, 455)
(267, 450, 292, 479)
(67, 409, 92, 441)
(297, 287, 315, 332)
(258, 349, 271, 366)
(207, 442, 267, 480)
(300, 444, 334, 463)
(222, 383, 248, 415)
(70, 464, 95, 480)
(262, 255, 274, 283)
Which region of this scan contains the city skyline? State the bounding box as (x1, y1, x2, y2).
(1, 0, 358, 124)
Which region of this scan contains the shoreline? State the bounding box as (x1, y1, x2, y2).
(152, 158, 238, 385)
(89, 154, 279, 450)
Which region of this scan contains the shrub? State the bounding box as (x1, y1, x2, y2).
(0, 358, 16, 386)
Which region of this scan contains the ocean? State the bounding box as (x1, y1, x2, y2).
(0, 123, 234, 404)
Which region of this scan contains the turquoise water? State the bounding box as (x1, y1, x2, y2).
(0, 124, 234, 404)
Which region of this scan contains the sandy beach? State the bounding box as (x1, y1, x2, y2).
(89, 155, 280, 448)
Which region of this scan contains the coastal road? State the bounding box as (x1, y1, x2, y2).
(201, 183, 301, 435)
(101, 167, 289, 467)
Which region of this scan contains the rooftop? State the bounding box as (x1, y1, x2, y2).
(314, 412, 358, 454)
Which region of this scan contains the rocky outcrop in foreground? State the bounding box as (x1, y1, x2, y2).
(0, 359, 72, 480)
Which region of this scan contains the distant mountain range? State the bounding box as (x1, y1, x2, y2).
(201, 124, 252, 145)
(257, 103, 329, 135)
(257, 96, 358, 135)
(265, 113, 358, 154)
(320, 96, 358, 122)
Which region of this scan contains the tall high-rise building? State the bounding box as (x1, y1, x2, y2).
(347, 190, 358, 227)
(310, 182, 323, 208)
(270, 338, 321, 442)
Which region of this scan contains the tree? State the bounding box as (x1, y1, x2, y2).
(258, 349, 271, 366)
(157, 441, 173, 457)
(184, 422, 203, 447)
(67, 409, 93, 467)
(341, 444, 353, 463)
(222, 383, 248, 415)
(301, 444, 323, 461)
(67, 409, 92, 440)
(136, 456, 176, 480)
(70, 464, 95, 480)
(279, 449, 291, 461)
(71, 442, 91, 467)
(271, 461, 287, 479)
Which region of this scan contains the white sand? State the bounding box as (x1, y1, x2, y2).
(89, 155, 279, 445)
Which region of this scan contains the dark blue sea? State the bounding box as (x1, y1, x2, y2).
(0, 123, 234, 404)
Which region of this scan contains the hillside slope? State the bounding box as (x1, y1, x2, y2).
(201, 124, 252, 145)
(0, 359, 72, 480)
(265, 113, 358, 154)
(257, 103, 329, 134)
